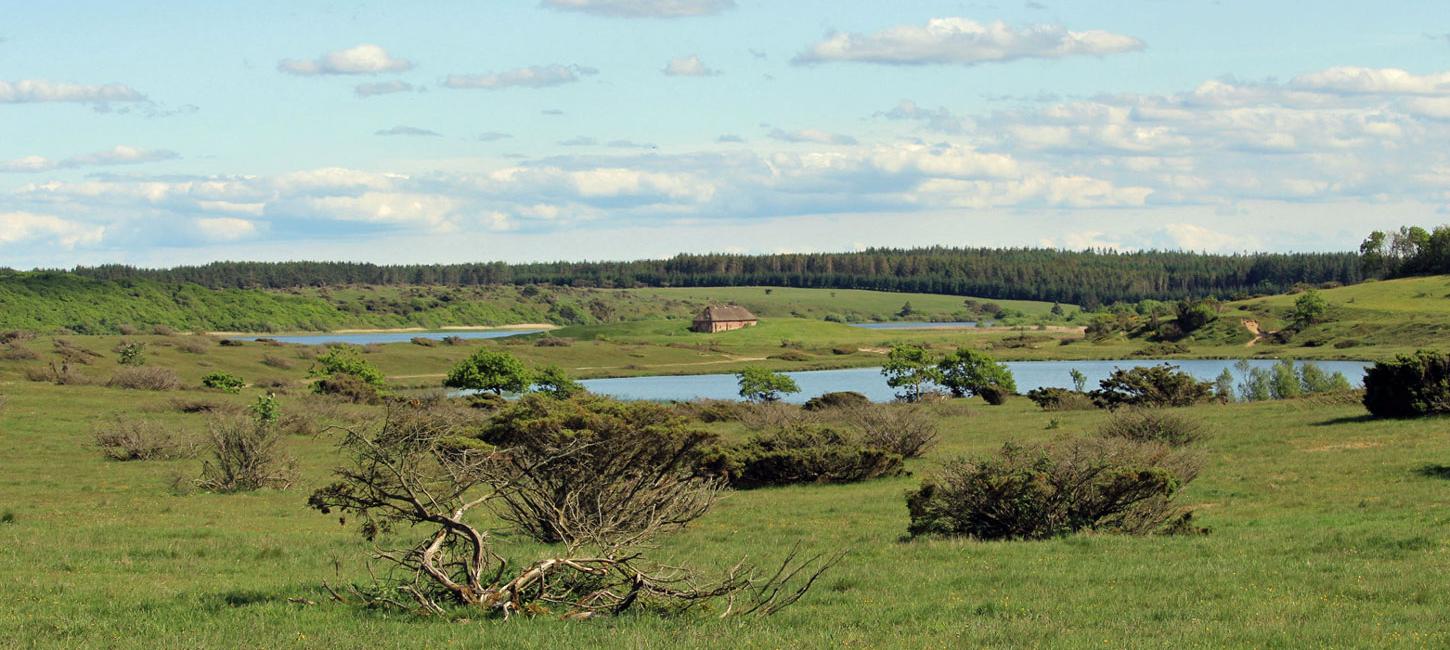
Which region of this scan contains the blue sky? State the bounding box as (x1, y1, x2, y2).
(2, 0, 1449, 268)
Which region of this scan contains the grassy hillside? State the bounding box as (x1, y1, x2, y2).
(2, 379, 1449, 646)
(1229, 275, 1450, 356)
(0, 271, 1066, 334)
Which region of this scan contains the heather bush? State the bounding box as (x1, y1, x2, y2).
(1025, 387, 1095, 411)
(841, 403, 938, 458)
(802, 391, 871, 412)
(702, 426, 903, 489)
(1091, 364, 1212, 409)
(201, 371, 245, 393)
(108, 367, 182, 391)
(195, 413, 296, 493)
(1363, 350, 1450, 418)
(1097, 409, 1206, 447)
(906, 437, 1201, 540)
(95, 418, 195, 461)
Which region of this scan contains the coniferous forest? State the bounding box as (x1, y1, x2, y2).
(60, 247, 1363, 308)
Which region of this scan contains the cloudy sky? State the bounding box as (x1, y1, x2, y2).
(2, 0, 1449, 268)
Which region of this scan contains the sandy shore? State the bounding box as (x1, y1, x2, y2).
(204, 323, 558, 336)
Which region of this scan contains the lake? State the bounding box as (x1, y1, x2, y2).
(851, 321, 983, 330)
(233, 329, 546, 346)
(579, 358, 1373, 404)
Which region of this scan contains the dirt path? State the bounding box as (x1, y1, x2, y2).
(1243, 319, 1266, 347)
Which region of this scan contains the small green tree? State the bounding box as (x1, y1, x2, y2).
(1069, 368, 1088, 393)
(1050, 302, 1065, 317)
(444, 349, 530, 395)
(936, 348, 1017, 399)
(1269, 359, 1302, 400)
(118, 341, 146, 366)
(310, 347, 386, 394)
(736, 367, 800, 403)
(898, 301, 915, 318)
(1214, 368, 1235, 403)
(1290, 290, 1329, 328)
(531, 364, 585, 399)
(882, 344, 940, 402)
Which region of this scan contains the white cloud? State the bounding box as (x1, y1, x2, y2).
(375, 125, 441, 137)
(278, 44, 414, 76)
(793, 18, 1144, 66)
(355, 80, 417, 97)
(0, 211, 103, 248)
(0, 80, 146, 104)
(663, 54, 720, 76)
(477, 131, 513, 142)
(1290, 67, 1450, 96)
(193, 217, 257, 241)
(443, 64, 597, 90)
(541, 0, 734, 18)
(876, 99, 969, 133)
(768, 128, 858, 145)
(1, 146, 178, 173)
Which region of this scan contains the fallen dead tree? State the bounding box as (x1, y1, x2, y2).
(308, 405, 841, 620)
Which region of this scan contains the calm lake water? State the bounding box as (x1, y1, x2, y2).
(851, 321, 983, 330)
(234, 329, 546, 346)
(579, 358, 1373, 404)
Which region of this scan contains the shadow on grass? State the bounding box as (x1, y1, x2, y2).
(1312, 414, 1376, 426)
(1415, 464, 1450, 480)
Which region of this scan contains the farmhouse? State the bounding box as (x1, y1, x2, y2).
(691, 305, 758, 333)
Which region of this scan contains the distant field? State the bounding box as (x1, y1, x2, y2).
(627, 286, 1067, 320)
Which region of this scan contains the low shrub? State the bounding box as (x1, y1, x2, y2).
(218, 339, 244, 347)
(0, 330, 35, 345)
(737, 401, 819, 431)
(1131, 342, 1189, 357)
(831, 346, 857, 356)
(53, 339, 101, 365)
(440, 336, 466, 346)
(841, 403, 938, 458)
(117, 324, 139, 336)
(94, 418, 194, 461)
(176, 338, 210, 354)
(905, 437, 1201, 540)
(116, 341, 146, 366)
(261, 355, 293, 369)
(1363, 350, 1450, 418)
(465, 392, 507, 411)
(534, 336, 572, 347)
(1090, 364, 1212, 409)
(0, 344, 38, 361)
(1097, 409, 1206, 447)
(674, 398, 746, 422)
(108, 367, 182, 391)
(770, 350, 812, 362)
(410, 337, 437, 347)
(314, 374, 382, 404)
(1025, 387, 1096, 411)
(201, 371, 245, 393)
(169, 398, 238, 414)
(702, 426, 904, 489)
(978, 386, 1010, 405)
(195, 414, 296, 492)
(152, 324, 178, 336)
(802, 391, 871, 412)
(25, 361, 92, 385)
(1333, 339, 1361, 349)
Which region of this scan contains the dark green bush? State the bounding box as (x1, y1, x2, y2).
(802, 391, 871, 411)
(315, 374, 382, 404)
(409, 337, 436, 347)
(201, 371, 245, 393)
(770, 350, 812, 362)
(905, 437, 1201, 540)
(1090, 364, 1212, 409)
(1026, 387, 1095, 411)
(702, 426, 903, 489)
(1363, 350, 1450, 418)
(977, 385, 1010, 405)
(1097, 409, 1205, 447)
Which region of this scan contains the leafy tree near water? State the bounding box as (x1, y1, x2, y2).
(936, 348, 1016, 399)
(310, 347, 386, 393)
(882, 344, 941, 402)
(736, 367, 801, 403)
(444, 348, 530, 395)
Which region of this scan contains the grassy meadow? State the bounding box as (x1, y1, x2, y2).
(2, 280, 1449, 647)
(2, 378, 1449, 647)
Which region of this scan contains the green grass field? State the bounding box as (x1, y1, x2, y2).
(3, 279, 1450, 647)
(2, 378, 1449, 647)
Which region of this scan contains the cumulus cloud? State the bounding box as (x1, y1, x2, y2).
(278, 44, 414, 76)
(768, 128, 858, 145)
(541, 0, 734, 18)
(793, 18, 1144, 66)
(0, 211, 104, 248)
(194, 217, 257, 241)
(375, 125, 441, 137)
(662, 54, 720, 76)
(355, 80, 417, 97)
(1289, 66, 1450, 96)
(1, 146, 178, 173)
(0, 80, 146, 104)
(443, 64, 597, 90)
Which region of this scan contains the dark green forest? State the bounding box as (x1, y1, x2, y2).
(63, 247, 1362, 308)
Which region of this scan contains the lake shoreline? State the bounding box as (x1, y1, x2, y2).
(204, 323, 558, 337)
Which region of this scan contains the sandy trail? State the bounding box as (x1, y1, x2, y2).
(1243, 319, 1265, 347)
